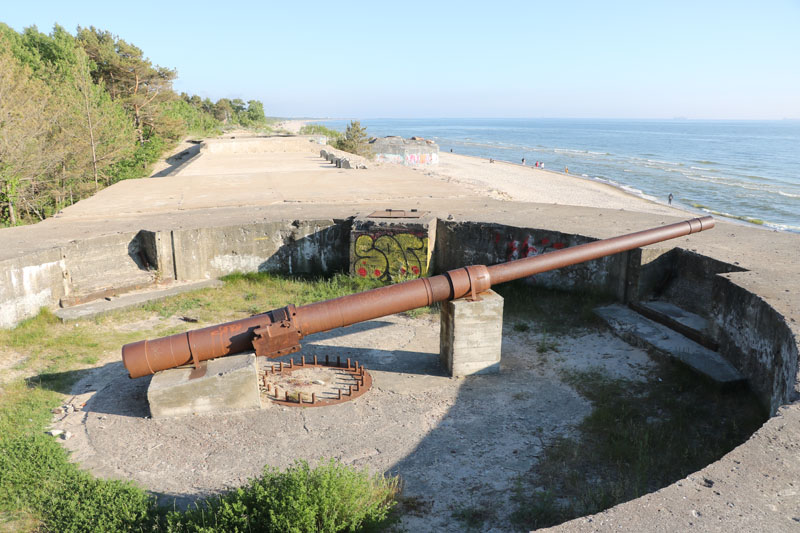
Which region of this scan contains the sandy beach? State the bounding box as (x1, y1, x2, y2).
(427, 152, 688, 217)
(270, 119, 689, 218)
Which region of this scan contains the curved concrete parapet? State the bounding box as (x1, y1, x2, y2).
(0, 207, 797, 530)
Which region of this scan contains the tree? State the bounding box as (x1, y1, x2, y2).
(335, 121, 369, 156)
(76, 27, 177, 144)
(0, 45, 59, 224)
(213, 98, 233, 123)
(246, 100, 266, 124)
(61, 48, 136, 189)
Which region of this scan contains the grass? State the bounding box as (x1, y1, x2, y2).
(166, 460, 398, 533)
(0, 272, 403, 532)
(511, 363, 766, 529)
(299, 124, 342, 139)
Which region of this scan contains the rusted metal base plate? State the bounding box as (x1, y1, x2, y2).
(259, 357, 372, 407)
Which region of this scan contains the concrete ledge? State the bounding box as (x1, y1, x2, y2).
(147, 353, 261, 418)
(55, 279, 223, 322)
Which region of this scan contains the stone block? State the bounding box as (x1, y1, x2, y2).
(350, 214, 436, 282)
(147, 353, 261, 418)
(440, 290, 503, 376)
(320, 149, 328, 159)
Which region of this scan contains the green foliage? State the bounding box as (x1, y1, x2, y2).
(106, 136, 167, 182)
(0, 274, 409, 532)
(299, 124, 342, 139)
(167, 460, 398, 532)
(0, 23, 268, 227)
(334, 120, 370, 156)
(162, 99, 221, 138)
(0, 382, 158, 532)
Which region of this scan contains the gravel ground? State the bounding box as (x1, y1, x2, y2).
(55, 313, 654, 531)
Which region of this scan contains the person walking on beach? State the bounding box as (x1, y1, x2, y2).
(564, 166, 569, 174)
(521, 157, 526, 165)
(668, 193, 674, 205)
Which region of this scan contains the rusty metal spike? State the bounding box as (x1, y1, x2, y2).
(325, 354, 329, 366)
(311, 393, 316, 404)
(337, 356, 341, 368)
(347, 358, 351, 370)
(355, 361, 359, 372)
(337, 388, 342, 400)
(279, 361, 284, 372)
(313, 355, 318, 365)
(289, 358, 293, 368)
(348, 384, 353, 396)
(301, 355, 305, 366)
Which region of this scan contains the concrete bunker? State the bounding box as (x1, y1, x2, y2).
(7, 215, 798, 529)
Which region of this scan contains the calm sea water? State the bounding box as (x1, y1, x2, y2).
(317, 119, 800, 232)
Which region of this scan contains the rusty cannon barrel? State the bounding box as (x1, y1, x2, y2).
(122, 216, 714, 378)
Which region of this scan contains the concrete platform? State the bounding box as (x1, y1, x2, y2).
(55, 280, 223, 321)
(595, 304, 745, 385)
(147, 353, 261, 418)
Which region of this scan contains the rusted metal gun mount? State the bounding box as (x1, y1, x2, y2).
(122, 217, 715, 379)
(252, 304, 302, 358)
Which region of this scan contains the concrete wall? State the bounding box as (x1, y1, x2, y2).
(433, 221, 628, 300)
(1, 216, 797, 417)
(630, 247, 745, 316)
(139, 220, 351, 282)
(369, 137, 440, 166)
(712, 274, 799, 413)
(0, 249, 66, 327)
(350, 217, 436, 281)
(0, 233, 155, 327)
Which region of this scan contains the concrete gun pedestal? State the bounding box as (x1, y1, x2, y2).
(440, 290, 503, 377)
(147, 353, 261, 418)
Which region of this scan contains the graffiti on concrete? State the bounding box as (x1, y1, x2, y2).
(373, 152, 439, 166)
(494, 232, 566, 262)
(352, 231, 428, 281)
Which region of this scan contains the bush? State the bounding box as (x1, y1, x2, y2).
(299, 124, 341, 140)
(334, 121, 370, 157)
(166, 459, 399, 532)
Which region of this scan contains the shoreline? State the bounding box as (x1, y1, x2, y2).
(431, 151, 783, 232)
(304, 118, 795, 233)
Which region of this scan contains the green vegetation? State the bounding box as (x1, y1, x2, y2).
(0, 273, 402, 532)
(511, 365, 766, 529)
(334, 120, 372, 157)
(299, 124, 342, 140)
(0, 23, 268, 227)
(167, 460, 398, 533)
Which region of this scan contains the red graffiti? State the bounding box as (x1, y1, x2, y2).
(374, 269, 381, 277)
(504, 234, 567, 262)
(411, 266, 420, 275)
(358, 267, 367, 277)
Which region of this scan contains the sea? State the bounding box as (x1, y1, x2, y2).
(315, 118, 800, 233)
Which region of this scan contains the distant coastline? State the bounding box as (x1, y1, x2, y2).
(309, 118, 800, 233)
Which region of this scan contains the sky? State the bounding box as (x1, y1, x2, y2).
(3, 1, 799, 119)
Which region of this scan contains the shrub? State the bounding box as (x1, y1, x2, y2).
(166, 459, 399, 532)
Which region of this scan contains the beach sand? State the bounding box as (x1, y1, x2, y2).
(428, 152, 689, 217)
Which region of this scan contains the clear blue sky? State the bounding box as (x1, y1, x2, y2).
(3, 1, 799, 119)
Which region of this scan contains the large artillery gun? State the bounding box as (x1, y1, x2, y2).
(122, 216, 715, 379)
